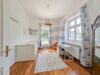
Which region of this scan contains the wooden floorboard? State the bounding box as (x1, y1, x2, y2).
(10, 60, 92, 75)
(10, 49, 99, 75)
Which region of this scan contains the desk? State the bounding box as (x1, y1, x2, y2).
(58, 44, 70, 55)
(59, 44, 70, 49)
(58, 43, 80, 60)
(58, 44, 73, 60)
(59, 44, 71, 54)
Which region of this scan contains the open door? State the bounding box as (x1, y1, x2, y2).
(40, 25, 51, 48)
(0, 0, 10, 75)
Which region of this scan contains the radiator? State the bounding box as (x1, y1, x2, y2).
(65, 46, 80, 60)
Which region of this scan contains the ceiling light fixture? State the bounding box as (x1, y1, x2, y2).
(47, 0, 52, 8)
(45, 19, 52, 26)
(45, 0, 52, 26)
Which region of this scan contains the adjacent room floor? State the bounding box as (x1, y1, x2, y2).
(10, 48, 92, 75)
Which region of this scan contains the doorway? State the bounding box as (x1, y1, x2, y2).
(40, 25, 51, 47)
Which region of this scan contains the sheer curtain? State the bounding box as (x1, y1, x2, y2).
(80, 5, 91, 67)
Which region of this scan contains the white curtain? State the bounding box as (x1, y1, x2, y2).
(80, 5, 91, 67)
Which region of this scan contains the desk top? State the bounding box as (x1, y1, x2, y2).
(59, 44, 70, 49)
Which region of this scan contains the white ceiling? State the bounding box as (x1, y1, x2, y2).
(19, 0, 88, 20)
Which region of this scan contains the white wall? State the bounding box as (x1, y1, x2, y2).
(28, 18, 41, 45)
(9, 0, 30, 66)
(28, 18, 63, 45)
(87, 0, 100, 58)
(50, 20, 64, 44)
(87, 0, 100, 25)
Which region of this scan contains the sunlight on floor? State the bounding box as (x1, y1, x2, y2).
(38, 48, 57, 54)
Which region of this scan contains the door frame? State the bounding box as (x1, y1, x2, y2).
(1, 0, 10, 75)
(40, 24, 51, 48)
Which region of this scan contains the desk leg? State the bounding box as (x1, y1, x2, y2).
(64, 51, 66, 60)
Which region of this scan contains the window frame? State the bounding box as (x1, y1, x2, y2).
(67, 16, 82, 42)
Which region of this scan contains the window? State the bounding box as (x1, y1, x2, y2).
(70, 20, 75, 26)
(76, 17, 81, 24)
(69, 28, 75, 40)
(76, 26, 81, 40)
(68, 17, 82, 41)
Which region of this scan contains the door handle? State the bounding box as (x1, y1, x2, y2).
(5, 45, 11, 57)
(0, 45, 11, 57)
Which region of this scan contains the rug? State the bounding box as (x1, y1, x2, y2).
(34, 52, 68, 73)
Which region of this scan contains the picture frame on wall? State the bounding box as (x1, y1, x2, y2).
(28, 28, 38, 35)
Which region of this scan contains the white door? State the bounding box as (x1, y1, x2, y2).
(0, 0, 10, 75)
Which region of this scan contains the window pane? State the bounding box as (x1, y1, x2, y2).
(76, 26, 81, 40)
(76, 18, 81, 24)
(69, 28, 75, 40)
(64, 24, 67, 42)
(70, 20, 75, 26)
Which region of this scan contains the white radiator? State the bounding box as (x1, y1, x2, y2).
(71, 46, 80, 60)
(65, 46, 80, 60)
(15, 45, 35, 62)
